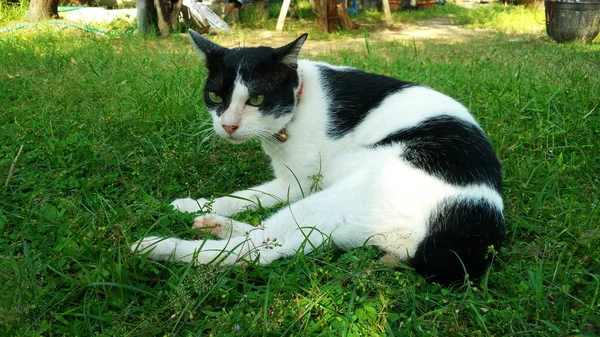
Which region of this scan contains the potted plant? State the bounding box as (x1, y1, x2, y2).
(388, 0, 402, 11)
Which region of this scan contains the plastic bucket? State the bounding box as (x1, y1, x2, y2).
(545, 0, 600, 42)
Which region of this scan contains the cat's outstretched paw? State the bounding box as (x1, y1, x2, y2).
(193, 214, 235, 238)
(193, 214, 258, 239)
(170, 198, 209, 213)
(130, 236, 178, 261)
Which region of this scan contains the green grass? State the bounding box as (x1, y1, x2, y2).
(449, 3, 546, 34)
(0, 0, 28, 26)
(1, 14, 600, 337)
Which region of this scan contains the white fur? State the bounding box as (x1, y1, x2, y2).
(134, 60, 503, 266)
(353, 86, 477, 145)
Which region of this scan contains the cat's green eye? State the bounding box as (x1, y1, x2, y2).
(207, 91, 223, 104)
(247, 95, 265, 107)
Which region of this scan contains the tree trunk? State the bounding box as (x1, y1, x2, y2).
(137, 0, 155, 36)
(153, 0, 170, 37)
(336, 1, 358, 30)
(315, 0, 358, 33)
(28, 0, 59, 21)
(315, 0, 329, 33)
(150, 0, 183, 37)
(169, 0, 183, 31)
(381, 0, 392, 27)
(326, 0, 339, 32)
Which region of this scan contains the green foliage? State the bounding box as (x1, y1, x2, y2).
(0, 0, 27, 26)
(1, 20, 599, 337)
(239, 0, 317, 30)
(389, 4, 471, 23)
(450, 4, 546, 34)
(238, 5, 272, 29)
(387, 3, 546, 35)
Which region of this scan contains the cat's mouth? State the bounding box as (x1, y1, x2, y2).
(226, 129, 288, 144)
(225, 135, 248, 144)
(218, 125, 289, 144)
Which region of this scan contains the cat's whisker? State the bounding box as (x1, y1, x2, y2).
(252, 129, 273, 141)
(207, 77, 221, 89)
(255, 130, 285, 156)
(190, 124, 216, 141)
(218, 66, 224, 87)
(259, 136, 279, 150)
(247, 64, 257, 86)
(255, 130, 279, 143)
(201, 132, 220, 146)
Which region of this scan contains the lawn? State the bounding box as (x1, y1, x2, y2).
(1, 2, 600, 336)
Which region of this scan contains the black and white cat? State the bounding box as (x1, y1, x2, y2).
(131, 31, 505, 284)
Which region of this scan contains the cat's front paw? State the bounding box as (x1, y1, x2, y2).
(193, 214, 258, 239)
(170, 198, 209, 213)
(193, 214, 231, 236)
(131, 236, 178, 261)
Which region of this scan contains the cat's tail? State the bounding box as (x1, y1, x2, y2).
(411, 199, 505, 285)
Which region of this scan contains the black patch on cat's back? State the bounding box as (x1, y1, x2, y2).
(374, 115, 502, 192)
(318, 66, 413, 139)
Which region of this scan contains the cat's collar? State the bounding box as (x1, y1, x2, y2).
(274, 128, 288, 142)
(296, 72, 304, 101)
(273, 73, 303, 143)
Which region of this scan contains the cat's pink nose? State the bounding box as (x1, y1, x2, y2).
(222, 124, 239, 135)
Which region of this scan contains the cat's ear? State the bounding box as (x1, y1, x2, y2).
(277, 33, 308, 69)
(188, 29, 227, 65)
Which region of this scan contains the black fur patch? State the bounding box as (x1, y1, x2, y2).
(318, 66, 413, 139)
(204, 47, 299, 118)
(412, 199, 505, 284)
(373, 115, 502, 193)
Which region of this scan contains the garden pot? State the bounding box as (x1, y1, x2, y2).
(416, 0, 435, 9)
(389, 0, 402, 11)
(545, 0, 600, 42)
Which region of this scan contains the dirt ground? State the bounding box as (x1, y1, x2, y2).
(220, 17, 489, 54)
(60, 7, 491, 54)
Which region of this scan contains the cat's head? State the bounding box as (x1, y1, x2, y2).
(189, 30, 308, 144)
